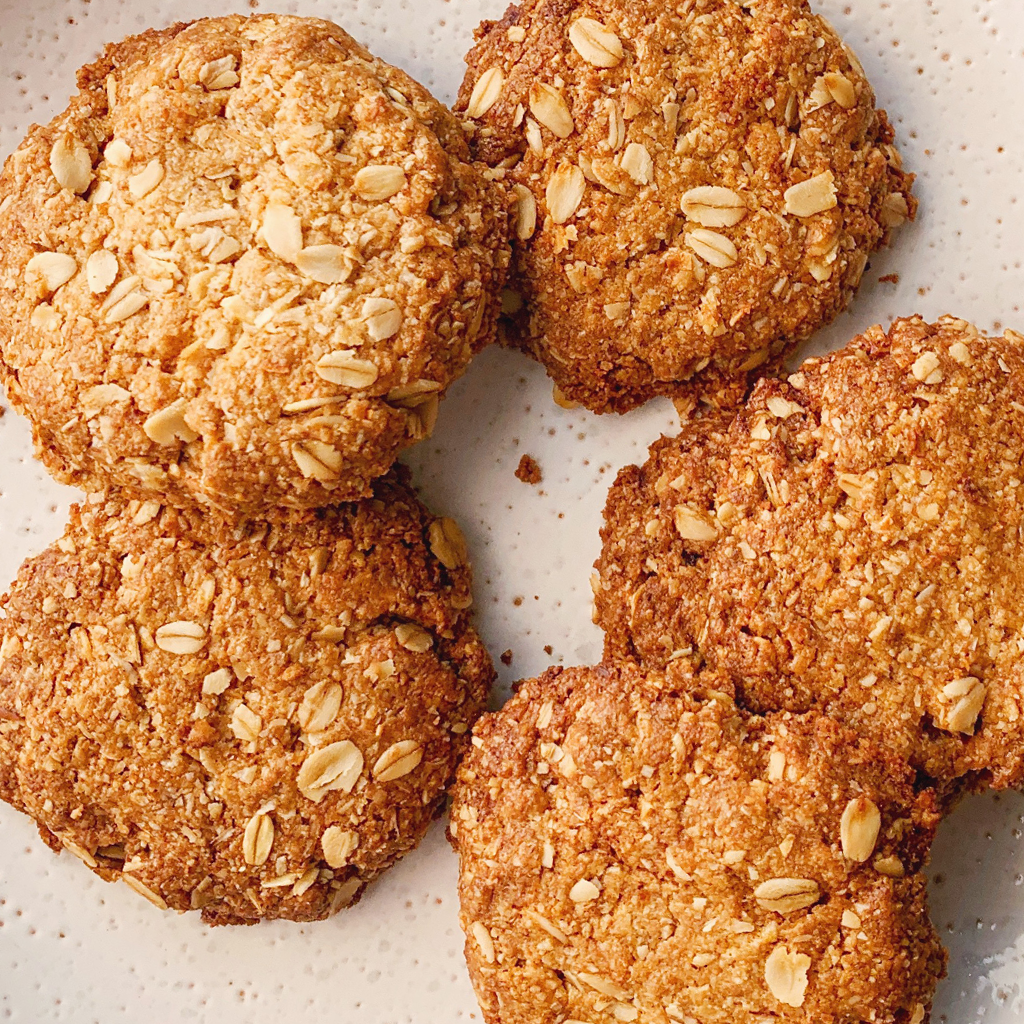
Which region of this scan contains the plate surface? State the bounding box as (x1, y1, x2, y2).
(1, 1, 1023, 1021)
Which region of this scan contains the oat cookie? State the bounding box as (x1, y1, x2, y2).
(0, 470, 491, 924)
(452, 664, 944, 1024)
(0, 15, 510, 515)
(457, 0, 914, 413)
(596, 316, 1024, 785)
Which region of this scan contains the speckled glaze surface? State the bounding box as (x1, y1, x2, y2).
(0, 1, 1022, 1021)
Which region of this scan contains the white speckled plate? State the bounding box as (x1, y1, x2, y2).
(0, 1, 1023, 1021)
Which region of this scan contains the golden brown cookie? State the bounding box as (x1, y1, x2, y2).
(0, 470, 492, 925)
(452, 664, 945, 1024)
(596, 316, 1024, 786)
(0, 15, 510, 515)
(456, 0, 914, 413)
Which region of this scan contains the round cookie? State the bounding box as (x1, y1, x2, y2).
(456, 0, 914, 414)
(452, 664, 944, 1024)
(0, 15, 510, 515)
(0, 471, 491, 925)
(596, 316, 1024, 786)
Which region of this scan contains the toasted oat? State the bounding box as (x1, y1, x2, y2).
(939, 678, 987, 735)
(321, 826, 358, 868)
(764, 945, 811, 1008)
(754, 877, 820, 914)
(80, 383, 131, 417)
(122, 872, 168, 910)
(824, 71, 857, 109)
(472, 921, 496, 964)
(545, 162, 586, 224)
(353, 164, 406, 201)
(202, 667, 233, 696)
(373, 740, 425, 782)
(513, 183, 538, 240)
(315, 350, 380, 389)
(49, 134, 92, 193)
(429, 517, 468, 569)
(295, 244, 349, 284)
(297, 740, 364, 803)
(395, 623, 433, 653)
(127, 159, 164, 200)
(911, 351, 942, 384)
(874, 855, 906, 878)
(26, 252, 77, 293)
(198, 55, 240, 90)
(298, 681, 343, 734)
(292, 440, 343, 482)
(840, 796, 881, 863)
(674, 505, 717, 542)
(143, 399, 199, 446)
(784, 171, 837, 218)
(880, 192, 910, 227)
(362, 296, 403, 341)
(680, 186, 747, 228)
(529, 83, 574, 138)
(230, 703, 262, 742)
(154, 620, 206, 655)
(466, 67, 504, 118)
(261, 202, 303, 262)
(242, 812, 274, 866)
(85, 249, 118, 293)
(568, 17, 624, 68)
(569, 878, 601, 902)
(620, 143, 654, 186)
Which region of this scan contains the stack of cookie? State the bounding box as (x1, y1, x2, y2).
(448, 3, 1022, 1024)
(0, 15, 513, 924)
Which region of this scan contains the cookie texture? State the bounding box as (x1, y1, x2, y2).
(456, 0, 914, 413)
(0, 14, 510, 515)
(452, 664, 944, 1024)
(0, 471, 492, 924)
(596, 316, 1024, 786)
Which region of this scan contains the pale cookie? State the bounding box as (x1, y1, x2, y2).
(596, 316, 1024, 786)
(452, 664, 944, 1024)
(0, 470, 491, 925)
(0, 15, 510, 515)
(457, 0, 914, 413)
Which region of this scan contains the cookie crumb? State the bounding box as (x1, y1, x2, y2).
(500, 650, 513, 666)
(879, 273, 900, 284)
(543, 645, 553, 656)
(515, 454, 543, 484)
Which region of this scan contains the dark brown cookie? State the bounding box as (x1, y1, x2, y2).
(452, 663, 945, 1024)
(456, 0, 914, 414)
(0, 470, 492, 924)
(596, 316, 1024, 786)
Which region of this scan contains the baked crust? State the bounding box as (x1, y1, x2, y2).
(457, 0, 914, 413)
(452, 664, 944, 1024)
(596, 316, 1024, 785)
(0, 470, 492, 924)
(0, 14, 511, 514)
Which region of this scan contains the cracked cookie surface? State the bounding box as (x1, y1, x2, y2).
(457, 0, 913, 413)
(0, 469, 492, 924)
(596, 316, 1024, 786)
(0, 14, 510, 515)
(452, 664, 944, 1024)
